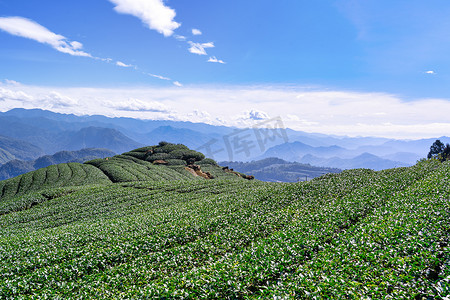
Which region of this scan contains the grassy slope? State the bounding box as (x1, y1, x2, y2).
(0, 159, 448, 298)
(0, 144, 239, 208)
(0, 163, 111, 198)
(85, 155, 195, 183)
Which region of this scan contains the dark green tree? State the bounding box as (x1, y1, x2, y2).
(441, 143, 450, 162)
(427, 140, 445, 159)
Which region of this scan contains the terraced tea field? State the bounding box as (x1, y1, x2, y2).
(0, 144, 449, 299)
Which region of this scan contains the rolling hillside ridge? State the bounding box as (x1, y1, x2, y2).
(0, 142, 448, 298)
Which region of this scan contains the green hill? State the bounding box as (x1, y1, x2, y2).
(0, 143, 243, 212)
(0, 144, 449, 298)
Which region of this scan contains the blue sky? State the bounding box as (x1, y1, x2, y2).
(1, 0, 450, 138)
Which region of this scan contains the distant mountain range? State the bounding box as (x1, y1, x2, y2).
(259, 138, 447, 170)
(0, 148, 116, 180)
(0, 135, 44, 163)
(0, 108, 447, 170)
(300, 153, 409, 171)
(220, 157, 341, 182)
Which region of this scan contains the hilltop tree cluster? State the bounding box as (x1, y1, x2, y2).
(122, 141, 208, 166)
(427, 139, 450, 162)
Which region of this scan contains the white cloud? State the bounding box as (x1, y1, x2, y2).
(0, 87, 33, 102)
(148, 73, 171, 81)
(107, 98, 169, 112)
(173, 81, 183, 87)
(201, 42, 214, 48)
(70, 41, 83, 50)
(116, 61, 134, 68)
(41, 91, 78, 108)
(208, 56, 226, 64)
(108, 0, 180, 37)
(174, 34, 186, 41)
(239, 109, 270, 122)
(190, 109, 210, 118)
(188, 41, 215, 55)
(0, 17, 91, 57)
(248, 110, 270, 120)
(230, 109, 272, 127)
(425, 70, 436, 74)
(3, 79, 20, 86)
(184, 109, 212, 123)
(192, 28, 202, 35)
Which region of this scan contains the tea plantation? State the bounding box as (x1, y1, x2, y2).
(0, 143, 449, 299)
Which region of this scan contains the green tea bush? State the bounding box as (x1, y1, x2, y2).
(122, 151, 147, 160)
(146, 153, 170, 162)
(198, 158, 218, 166)
(166, 159, 186, 166)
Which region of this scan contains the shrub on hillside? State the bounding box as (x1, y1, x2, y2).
(181, 150, 205, 163)
(84, 158, 104, 168)
(132, 146, 155, 153)
(146, 153, 170, 162)
(198, 158, 218, 166)
(154, 143, 189, 154)
(166, 159, 187, 166)
(123, 151, 147, 160)
(167, 149, 185, 159)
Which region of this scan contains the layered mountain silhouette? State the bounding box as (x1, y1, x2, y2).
(0, 108, 448, 170)
(300, 153, 409, 171)
(220, 157, 341, 182)
(0, 135, 44, 163)
(0, 148, 116, 180)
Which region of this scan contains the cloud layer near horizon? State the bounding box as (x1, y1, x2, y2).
(1, 81, 450, 139)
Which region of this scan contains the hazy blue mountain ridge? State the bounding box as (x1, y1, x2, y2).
(0, 108, 446, 169)
(0, 134, 44, 162)
(220, 157, 341, 182)
(300, 153, 410, 171)
(0, 148, 116, 180)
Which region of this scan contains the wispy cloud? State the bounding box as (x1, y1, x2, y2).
(192, 28, 202, 36)
(173, 81, 183, 87)
(3, 79, 20, 86)
(108, 0, 180, 37)
(188, 41, 215, 55)
(208, 56, 225, 64)
(0, 17, 180, 86)
(174, 34, 186, 41)
(116, 61, 134, 68)
(147, 73, 170, 81)
(425, 70, 436, 75)
(0, 16, 92, 57)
